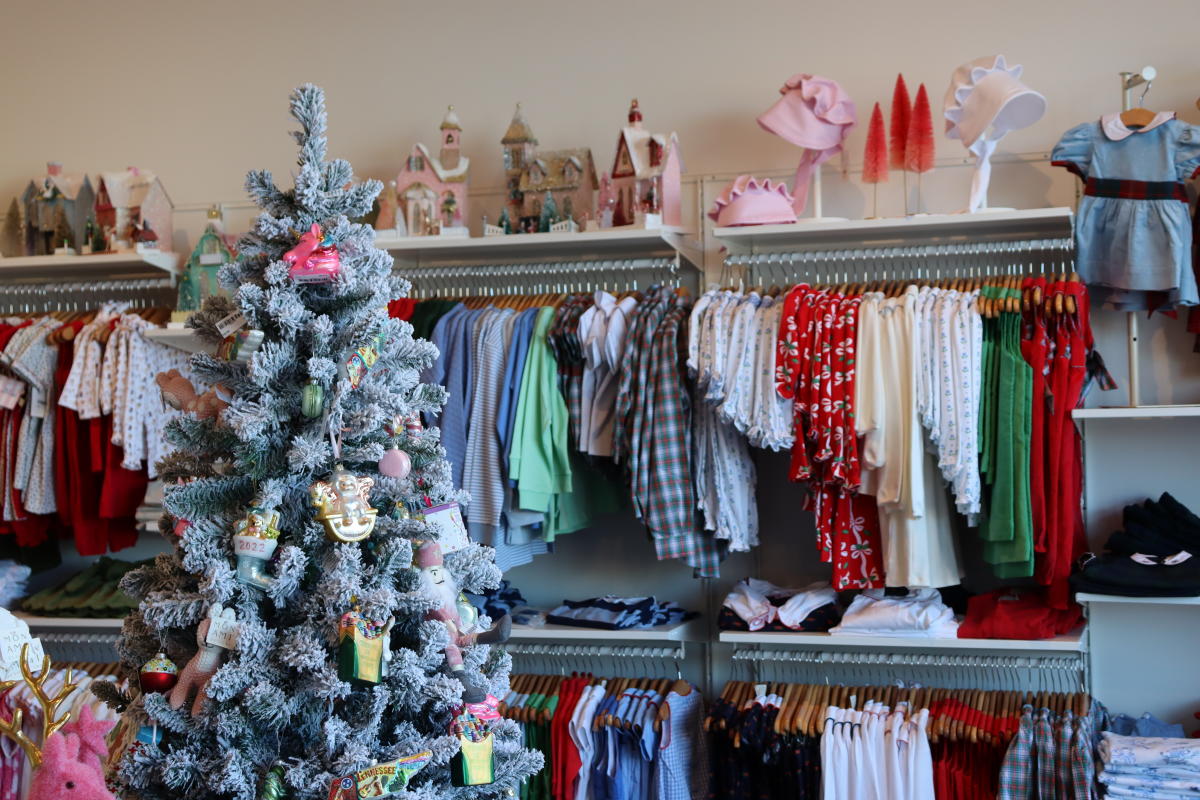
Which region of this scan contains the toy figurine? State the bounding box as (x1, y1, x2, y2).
(283, 223, 341, 283)
(310, 467, 378, 543)
(414, 541, 511, 703)
(168, 604, 238, 716)
(155, 369, 230, 421)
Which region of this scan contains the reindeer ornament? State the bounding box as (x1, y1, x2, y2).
(168, 603, 239, 716)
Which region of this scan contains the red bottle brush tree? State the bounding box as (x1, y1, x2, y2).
(862, 102, 888, 217)
(905, 83, 936, 212)
(889, 75, 911, 171)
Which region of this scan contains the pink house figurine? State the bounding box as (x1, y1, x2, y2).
(394, 107, 470, 238)
(609, 100, 683, 230)
(94, 168, 173, 252)
(501, 104, 597, 233)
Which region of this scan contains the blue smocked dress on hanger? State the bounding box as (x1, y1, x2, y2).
(1052, 114, 1200, 310)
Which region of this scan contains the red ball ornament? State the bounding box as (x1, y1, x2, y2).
(379, 447, 411, 479)
(139, 653, 179, 694)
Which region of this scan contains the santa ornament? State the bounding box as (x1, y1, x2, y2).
(414, 541, 511, 703)
(943, 55, 1045, 212)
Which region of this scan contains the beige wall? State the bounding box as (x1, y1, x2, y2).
(3, 0, 1199, 213)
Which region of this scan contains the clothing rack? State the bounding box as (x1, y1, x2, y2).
(34, 631, 122, 664)
(728, 646, 1087, 694)
(722, 236, 1075, 284)
(407, 257, 683, 298)
(503, 643, 686, 678)
(0, 277, 176, 314)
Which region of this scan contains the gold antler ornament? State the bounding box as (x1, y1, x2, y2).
(0, 643, 79, 767)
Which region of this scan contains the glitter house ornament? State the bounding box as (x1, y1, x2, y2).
(310, 467, 378, 542)
(283, 222, 341, 283)
(138, 653, 179, 694)
(232, 506, 281, 590)
(336, 603, 394, 686)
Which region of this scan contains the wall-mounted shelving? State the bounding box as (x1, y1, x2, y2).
(376, 226, 701, 269)
(718, 628, 1085, 652)
(713, 208, 1074, 255)
(143, 327, 216, 355)
(1077, 593, 1200, 606)
(0, 250, 180, 280)
(15, 614, 125, 631)
(508, 620, 702, 643)
(1073, 405, 1200, 420)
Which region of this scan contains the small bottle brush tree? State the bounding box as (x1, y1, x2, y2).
(861, 102, 889, 218)
(95, 85, 541, 800)
(905, 84, 936, 214)
(889, 74, 912, 214)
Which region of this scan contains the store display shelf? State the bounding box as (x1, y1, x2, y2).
(714, 207, 1074, 255)
(507, 620, 702, 642)
(15, 614, 125, 631)
(1073, 405, 1200, 420)
(144, 327, 215, 355)
(0, 250, 180, 280)
(718, 629, 1086, 652)
(375, 226, 699, 268)
(1076, 593, 1200, 606)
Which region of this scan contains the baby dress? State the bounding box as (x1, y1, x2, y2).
(1052, 113, 1200, 310)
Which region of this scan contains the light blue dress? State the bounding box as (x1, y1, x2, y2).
(1052, 116, 1200, 309)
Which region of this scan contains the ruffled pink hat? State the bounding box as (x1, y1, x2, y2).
(757, 74, 857, 214)
(708, 176, 796, 227)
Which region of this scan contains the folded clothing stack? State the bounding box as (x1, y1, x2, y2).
(719, 578, 842, 632)
(463, 580, 542, 626)
(1098, 732, 1200, 799)
(1108, 712, 1187, 739)
(21, 557, 143, 618)
(1071, 493, 1200, 597)
(545, 596, 692, 630)
(0, 560, 30, 610)
(829, 588, 959, 638)
(957, 588, 1082, 640)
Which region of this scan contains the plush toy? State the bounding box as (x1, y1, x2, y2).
(169, 604, 238, 716)
(414, 541, 511, 703)
(29, 733, 115, 800)
(58, 706, 113, 771)
(155, 369, 230, 421)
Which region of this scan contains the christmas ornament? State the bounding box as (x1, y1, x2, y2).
(404, 413, 423, 436)
(138, 653, 178, 694)
(862, 102, 888, 218)
(232, 507, 281, 590)
(217, 329, 264, 363)
(301, 379, 325, 418)
(378, 446, 411, 479)
(260, 763, 287, 800)
(284, 223, 341, 283)
(336, 603, 394, 686)
(341, 331, 387, 389)
(422, 502, 470, 554)
(326, 751, 432, 800)
(310, 467, 378, 542)
(172, 517, 190, 538)
(414, 541, 511, 703)
(449, 708, 496, 787)
(155, 370, 230, 421)
(168, 604, 237, 716)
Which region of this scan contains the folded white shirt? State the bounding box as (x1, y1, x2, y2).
(1101, 733, 1200, 770)
(723, 578, 838, 631)
(829, 588, 958, 638)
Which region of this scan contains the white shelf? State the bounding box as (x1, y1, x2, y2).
(1073, 405, 1200, 420)
(375, 226, 700, 268)
(718, 628, 1086, 652)
(1077, 593, 1200, 606)
(143, 327, 215, 355)
(0, 250, 180, 279)
(507, 620, 702, 642)
(15, 614, 125, 631)
(714, 207, 1074, 254)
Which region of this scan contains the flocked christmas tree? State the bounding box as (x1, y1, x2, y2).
(95, 85, 541, 800)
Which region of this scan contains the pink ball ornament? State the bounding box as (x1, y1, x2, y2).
(379, 447, 412, 479)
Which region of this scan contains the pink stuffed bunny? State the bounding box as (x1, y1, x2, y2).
(58, 706, 113, 771)
(29, 732, 115, 800)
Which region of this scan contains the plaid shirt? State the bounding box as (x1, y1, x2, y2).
(1070, 715, 1096, 800)
(612, 290, 658, 470)
(999, 707, 1034, 800)
(1034, 708, 1056, 799)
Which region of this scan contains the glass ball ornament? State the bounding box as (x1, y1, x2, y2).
(139, 652, 179, 694)
(379, 446, 412, 479)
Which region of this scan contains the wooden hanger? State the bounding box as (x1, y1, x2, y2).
(1120, 105, 1158, 129)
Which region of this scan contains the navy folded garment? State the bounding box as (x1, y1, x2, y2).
(546, 595, 694, 630)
